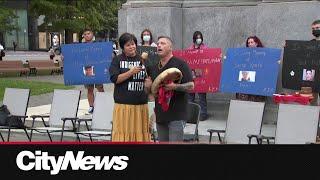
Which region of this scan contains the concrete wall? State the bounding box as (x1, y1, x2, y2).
(119, 0, 320, 123)
(120, 0, 320, 49)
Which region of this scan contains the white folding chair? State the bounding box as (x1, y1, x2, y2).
(29, 89, 81, 141)
(208, 100, 265, 144)
(257, 104, 319, 144)
(0, 88, 30, 141)
(75, 92, 113, 141)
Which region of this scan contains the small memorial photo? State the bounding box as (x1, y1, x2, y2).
(302, 69, 315, 81)
(83, 65, 95, 77)
(191, 68, 203, 78)
(238, 70, 256, 82)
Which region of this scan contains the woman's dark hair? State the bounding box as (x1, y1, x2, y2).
(192, 31, 203, 44)
(246, 36, 264, 47)
(119, 33, 137, 50)
(140, 28, 153, 45)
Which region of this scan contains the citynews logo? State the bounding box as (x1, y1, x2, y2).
(16, 151, 129, 175)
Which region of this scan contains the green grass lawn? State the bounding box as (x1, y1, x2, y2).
(0, 79, 74, 101)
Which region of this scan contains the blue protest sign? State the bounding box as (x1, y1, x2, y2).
(220, 47, 281, 96)
(61, 42, 113, 85)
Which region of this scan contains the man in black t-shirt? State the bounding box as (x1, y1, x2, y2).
(145, 36, 194, 142)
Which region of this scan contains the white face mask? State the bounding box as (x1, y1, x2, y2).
(196, 38, 202, 45)
(143, 35, 151, 42)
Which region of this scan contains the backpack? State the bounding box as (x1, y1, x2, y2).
(0, 105, 25, 128)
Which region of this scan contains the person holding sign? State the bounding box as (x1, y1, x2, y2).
(109, 33, 151, 142)
(187, 31, 209, 121)
(144, 36, 194, 142)
(82, 28, 105, 114)
(140, 29, 157, 47)
(235, 36, 266, 102)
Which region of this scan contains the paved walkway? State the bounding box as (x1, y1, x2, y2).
(3, 50, 50, 61)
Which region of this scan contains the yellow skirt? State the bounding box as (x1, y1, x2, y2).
(112, 103, 151, 142)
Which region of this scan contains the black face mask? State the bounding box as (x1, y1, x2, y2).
(312, 29, 320, 37)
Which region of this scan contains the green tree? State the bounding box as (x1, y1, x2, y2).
(29, 0, 125, 43)
(0, 0, 18, 34)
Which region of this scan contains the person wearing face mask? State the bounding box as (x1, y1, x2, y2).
(109, 33, 151, 142)
(187, 31, 209, 121)
(311, 20, 320, 41)
(235, 36, 266, 102)
(311, 20, 320, 140)
(140, 29, 157, 47)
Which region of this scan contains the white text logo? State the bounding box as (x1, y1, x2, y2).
(16, 151, 129, 175)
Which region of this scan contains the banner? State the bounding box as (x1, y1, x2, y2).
(282, 40, 320, 92)
(220, 47, 281, 96)
(136, 46, 159, 74)
(173, 48, 222, 93)
(61, 42, 113, 85)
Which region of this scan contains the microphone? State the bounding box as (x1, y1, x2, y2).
(140, 52, 149, 76)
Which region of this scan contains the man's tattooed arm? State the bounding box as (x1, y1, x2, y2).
(175, 82, 194, 92)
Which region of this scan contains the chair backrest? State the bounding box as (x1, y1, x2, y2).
(186, 102, 201, 124)
(49, 89, 81, 127)
(3, 88, 30, 116)
(224, 100, 265, 144)
(275, 104, 319, 144)
(91, 92, 114, 130)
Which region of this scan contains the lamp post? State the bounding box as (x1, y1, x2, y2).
(23, 29, 26, 50)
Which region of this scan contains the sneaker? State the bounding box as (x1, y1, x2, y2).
(88, 106, 94, 114)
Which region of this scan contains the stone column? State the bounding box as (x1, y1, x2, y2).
(119, 0, 183, 49)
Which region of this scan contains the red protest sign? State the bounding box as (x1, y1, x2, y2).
(173, 48, 222, 93)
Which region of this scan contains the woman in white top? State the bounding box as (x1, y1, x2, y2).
(140, 28, 157, 47)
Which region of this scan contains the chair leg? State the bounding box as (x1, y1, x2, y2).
(7, 128, 11, 142)
(60, 121, 66, 142)
(209, 132, 213, 143)
(46, 130, 53, 142)
(24, 128, 31, 142)
(0, 132, 4, 141)
(84, 121, 93, 142)
(217, 132, 222, 143)
(30, 129, 34, 141)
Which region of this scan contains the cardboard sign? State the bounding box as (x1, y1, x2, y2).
(282, 40, 320, 92)
(220, 47, 281, 96)
(173, 48, 222, 93)
(61, 42, 113, 85)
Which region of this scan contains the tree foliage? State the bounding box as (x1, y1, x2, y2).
(0, 0, 19, 33)
(29, 0, 125, 33)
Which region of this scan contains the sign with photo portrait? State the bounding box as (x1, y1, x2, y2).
(282, 40, 320, 92)
(220, 47, 281, 96)
(173, 48, 222, 93)
(61, 42, 113, 85)
(51, 32, 60, 48)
